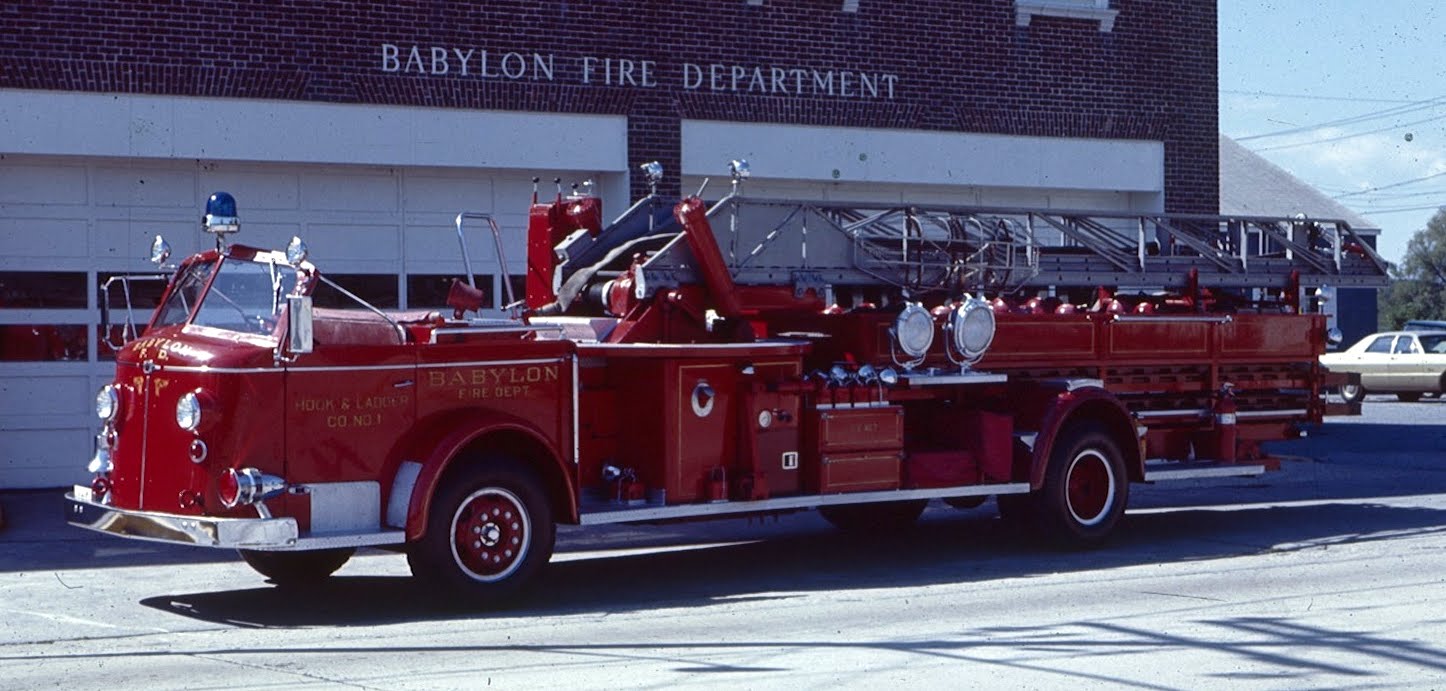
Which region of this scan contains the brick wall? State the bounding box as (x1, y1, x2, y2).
(0, 0, 1217, 211)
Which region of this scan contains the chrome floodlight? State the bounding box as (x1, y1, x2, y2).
(946, 295, 996, 367)
(890, 302, 935, 368)
(149, 235, 171, 265)
(640, 161, 664, 195)
(286, 236, 309, 265)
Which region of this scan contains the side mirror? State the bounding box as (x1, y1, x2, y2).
(287, 295, 314, 355)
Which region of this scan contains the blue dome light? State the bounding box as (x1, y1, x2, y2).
(203, 191, 240, 237)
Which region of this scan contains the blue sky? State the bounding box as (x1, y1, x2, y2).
(1218, 1, 1446, 266)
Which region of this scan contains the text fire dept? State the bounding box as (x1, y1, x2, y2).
(428, 364, 559, 400)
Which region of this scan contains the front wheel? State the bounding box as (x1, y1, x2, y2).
(239, 548, 354, 586)
(407, 459, 555, 606)
(1035, 423, 1129, 546)
(1339, 383, 1366, 404)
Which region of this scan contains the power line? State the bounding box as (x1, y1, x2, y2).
(1346, 203, 1445, 215)
(1333, 170, 1446, 200)
(1252, 112, 1446, 152)
(1348, 189, 1446, 200)
(1220, 89, 1422, 104)
(1235, 95, 1446, 142)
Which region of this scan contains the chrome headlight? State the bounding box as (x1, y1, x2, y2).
(892, 303, 935, 359)
(176, 391, 202, 432)
(95, 385, 119, 421)
(950, 297, 997, 363)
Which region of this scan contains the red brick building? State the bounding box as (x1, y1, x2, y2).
(0, 0, 1218, 487)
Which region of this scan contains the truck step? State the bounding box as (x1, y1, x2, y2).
(578, 482, 1031, 525)
(1143, 460, 1268, 482)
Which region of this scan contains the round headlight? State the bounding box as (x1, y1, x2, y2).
(176, 391, 202, 432)
(951, 297, 997, 362)
(893, 303, 935, 358)
(95, 385, 119, 421)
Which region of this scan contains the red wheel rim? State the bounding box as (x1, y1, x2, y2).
(450, 487, 530, 582)
(1066, 449, 1115, 527)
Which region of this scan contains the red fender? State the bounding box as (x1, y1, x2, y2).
(1025, 384, 1142, 490)
(404, 415, 577, 541)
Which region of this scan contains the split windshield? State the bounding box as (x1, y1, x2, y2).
(154, 257, 288, 336)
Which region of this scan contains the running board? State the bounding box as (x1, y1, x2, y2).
(578, 482, 1032, 525)
(1143, 461, 1267, 481)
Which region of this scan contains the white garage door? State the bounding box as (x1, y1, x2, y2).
(0, 155, 615, 489)
(679, 175, 1154, 212)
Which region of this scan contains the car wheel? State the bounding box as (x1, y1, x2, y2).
(1339, 383, 1366, 404)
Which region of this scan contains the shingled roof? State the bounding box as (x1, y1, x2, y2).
(1219, 134, 1380, 232)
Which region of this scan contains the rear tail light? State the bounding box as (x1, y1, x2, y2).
(218, 469, 241, 507)
(218, 467, 287, 509)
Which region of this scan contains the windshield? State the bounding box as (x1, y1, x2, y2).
(154, 257, 286, 336)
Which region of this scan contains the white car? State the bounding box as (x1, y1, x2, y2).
(1320, 330, 1446, 403)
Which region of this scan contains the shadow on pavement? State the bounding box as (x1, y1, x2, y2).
(138, 499, 1446, 628)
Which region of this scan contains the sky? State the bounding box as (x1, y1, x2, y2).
(1218, 1, 1446, 267)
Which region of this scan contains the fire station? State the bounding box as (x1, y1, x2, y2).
(1, 0, 1219, 489)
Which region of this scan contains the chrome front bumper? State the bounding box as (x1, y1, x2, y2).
(65, 485, 299, 549)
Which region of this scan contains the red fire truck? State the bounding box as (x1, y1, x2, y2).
(66, 162, 1386, 604)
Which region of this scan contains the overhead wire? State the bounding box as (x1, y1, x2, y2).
(1251, 112, 1446, 152)
(1236, 95, 1446, 142)
(1333, 170, 1446, 199)
(1346, 203, 1446, 215)
(1220, 89, 1422, 105)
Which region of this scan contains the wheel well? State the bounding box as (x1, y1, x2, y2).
(1060, 399, 1142, 482)
(445, 429, 575, 525)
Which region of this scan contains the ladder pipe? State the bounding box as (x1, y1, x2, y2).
(674, 196, 745, 317)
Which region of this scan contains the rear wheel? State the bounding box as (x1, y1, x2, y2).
(1339, 383, 1366, 404)
(1035, 423, 1128, 546)
(407, 459, 555, 606)
(818, 500, 927, 532)
(1398, 392, 1422, 403)
(239, 548, 354, 586)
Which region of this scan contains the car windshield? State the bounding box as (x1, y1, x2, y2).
(1419, 335, 1446, 354)
(153, 257, 286, 336)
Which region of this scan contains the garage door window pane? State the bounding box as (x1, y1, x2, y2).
(408, 274, 493, 311)
(98, 272, 169, 316)
(312, 274, 399, 309)
(506, 275, 526, 308)
(0, 324, 87, 361)
(0, 271, 87, 308)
